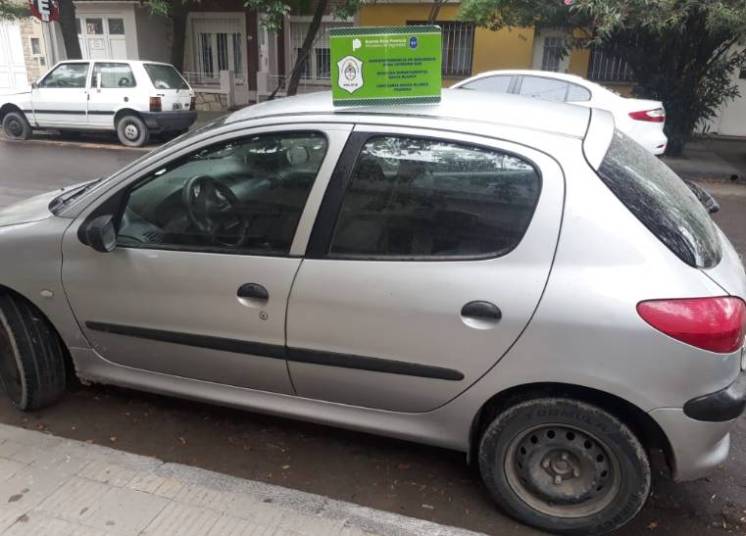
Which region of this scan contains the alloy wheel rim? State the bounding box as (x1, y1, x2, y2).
(504, 424, 621, 518)
(7, 119, 22, 137)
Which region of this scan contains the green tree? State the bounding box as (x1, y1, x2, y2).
(458, 0, 746, 155)
(0, 0, 29, 19)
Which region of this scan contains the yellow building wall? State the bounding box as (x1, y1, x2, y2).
(359, 3, 535, 86)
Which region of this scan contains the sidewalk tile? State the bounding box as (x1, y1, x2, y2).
(142, 502, 221, 536)
(1, 512, 113, 536)
(0, 459, 25, 482)
(79, 461, 138, 487)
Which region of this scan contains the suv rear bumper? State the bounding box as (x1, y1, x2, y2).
(141, 111, 197, 133)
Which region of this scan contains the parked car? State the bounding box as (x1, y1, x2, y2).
(452, 70, 668, 155)
(0, 90, 744, 535)
(0, 60, 197, 147)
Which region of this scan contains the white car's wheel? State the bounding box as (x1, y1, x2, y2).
(116, 115, 150, 147)
(2, 111, 32, 141)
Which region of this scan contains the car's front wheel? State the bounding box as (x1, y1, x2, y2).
(116, 114, 150, 147)
(0, 292, 68, 410)
(2, 111, 32, 141)
(479, 397, 651, 536)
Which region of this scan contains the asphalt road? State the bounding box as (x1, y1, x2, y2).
(0, 137, 745, 536)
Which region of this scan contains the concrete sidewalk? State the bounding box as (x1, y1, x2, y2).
(0, 424, 486, 536)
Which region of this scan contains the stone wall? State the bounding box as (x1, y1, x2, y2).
(194, 92, 229, 112)
(19, 18, 47, 84)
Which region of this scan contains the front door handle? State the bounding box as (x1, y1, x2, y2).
(461, 301, 502, 321)
(237, 283, 269, 301)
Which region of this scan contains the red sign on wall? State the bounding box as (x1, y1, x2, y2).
(29, 0, 60, 22)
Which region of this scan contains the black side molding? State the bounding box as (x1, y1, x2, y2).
(85, 321, 464, 382)
(86, 321, 285, 360)
(683, 373, 746, 422)
(286, 348, 465, 381)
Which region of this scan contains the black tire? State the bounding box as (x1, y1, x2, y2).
(478, 398, 651, 536)
(116, 114, 150, 147)
(2, 111, 32, 141)
(0, 292, 67, 410)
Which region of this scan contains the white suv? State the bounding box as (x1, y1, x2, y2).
(0, 60, 196, 147)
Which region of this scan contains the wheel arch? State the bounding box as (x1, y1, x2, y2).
(114, 108, 142, 126)
(469, 382, 674, 472)
(0, 283, 77, 386)
(0, 103, 26, 124)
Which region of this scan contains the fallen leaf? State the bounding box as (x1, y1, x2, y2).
(421, 504, 435, 510)
(647, 521, 658, 530)
(109, 436, 117, 443)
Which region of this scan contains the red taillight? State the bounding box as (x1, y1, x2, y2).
(629, 108, 665, 123)
(149, 96, 162, 112)
(637, 297, 746, 354)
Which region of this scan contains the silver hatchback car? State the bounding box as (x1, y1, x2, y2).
(0, 90, 745, 535)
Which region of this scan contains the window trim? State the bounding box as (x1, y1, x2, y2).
(306, 131, 543, 262)
(89, 130, 331, 259)
(92, 61, 137, 89)
(38, 62, 91, 89)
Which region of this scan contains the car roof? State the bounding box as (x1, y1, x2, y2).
(456, 69, 595, 86)
(225, 89, 591, 139)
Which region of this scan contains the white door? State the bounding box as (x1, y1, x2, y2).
(32, 62, 90, 128)
(716, 59, 746, 136)
(88, 62, 135, 129)
(189, 13, 248, 86)
(0, 21, 29, 92)
(78, 16, 128, 60)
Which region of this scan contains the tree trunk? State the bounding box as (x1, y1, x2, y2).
(286, 0, 327, 96)
(170, 8, 189, 71)
(57, 0, 82, 59)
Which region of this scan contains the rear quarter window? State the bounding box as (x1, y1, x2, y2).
(143, 64, 189, 90)
(596, 130, 721, 268)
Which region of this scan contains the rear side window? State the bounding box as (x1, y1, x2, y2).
(329, 136, 541, 259)
(567, 83, 591, 102)
(518, 76, 568, 102)
(143, 64, 189, 90)
(460, 75, 512, 93)
(93, 62, 136, 88)
(597, 130, 721, 267)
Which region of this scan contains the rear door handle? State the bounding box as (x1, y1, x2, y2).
(461, 301, 502, 321)
(237, 283, 269, 301)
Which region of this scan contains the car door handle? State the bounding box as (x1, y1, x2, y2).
(461, 301, 502, 321)
(237, 283, 269, 301)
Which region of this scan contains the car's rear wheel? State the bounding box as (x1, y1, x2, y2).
(0, 292, 68, 410)
(116, 114, 150, 147)
(478, 397, 651, 535)
(2, 111, 32, 141)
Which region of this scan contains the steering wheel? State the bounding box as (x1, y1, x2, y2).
(182, 175, 248, 247)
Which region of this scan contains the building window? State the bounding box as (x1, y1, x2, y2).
(407, 21, 474, 78)
(588, 47, 634, 83)
(288, 19, 353, 83)
(541, 36, 564, 71)
(30, 37, 41, 56)
(189, 15, 246, 85)
(108, 18, 125, 35)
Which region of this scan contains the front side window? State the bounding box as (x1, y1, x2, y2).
(597, 130, 721, 267)
(518, 76, 568, 102)
(329, 136, 541, 258)
(93, 62, 136, 88)
(39, 63, 90, 88)
(117, 132, 328, 255)
(460, 75, 512, 93)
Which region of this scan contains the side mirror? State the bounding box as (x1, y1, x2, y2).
(31, 81, 38, 89)
(85, 215, 117, 253)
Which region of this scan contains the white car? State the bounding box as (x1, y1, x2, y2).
(0, 60, 196, 147)
(452, 70, 668, 155)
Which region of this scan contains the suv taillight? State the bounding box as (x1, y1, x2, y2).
(189, 96, 196, 111)
(637, 297, 746, 353)
(149, 96, 162, 112)
(629, 108, 665, 123)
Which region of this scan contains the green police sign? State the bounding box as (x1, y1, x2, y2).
(329, 26, 442, 106)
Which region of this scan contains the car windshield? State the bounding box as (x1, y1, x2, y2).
(596, 130, 721, 268)
(143, 63, 189, 90)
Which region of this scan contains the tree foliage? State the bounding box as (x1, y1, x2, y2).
(0, 0, 30, 19)
(458, 0, 746, 154)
